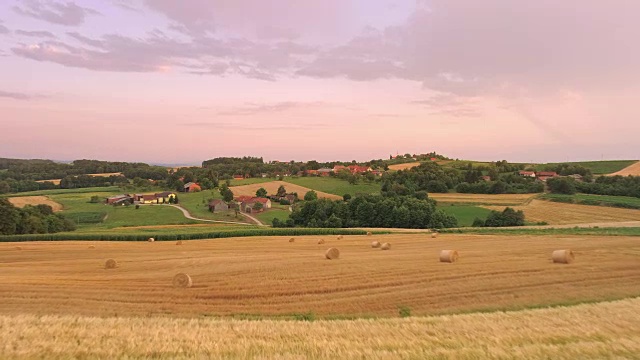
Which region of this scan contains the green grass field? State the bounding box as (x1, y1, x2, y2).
(539, 193, 640, 209)
(438, 205, 492, 227)
(284, 177, 381, 197)
(0, 186, 121, 197)
(534, 160, 636, 175)
(255, 209, 291, 225)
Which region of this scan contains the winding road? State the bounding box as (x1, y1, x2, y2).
(167, 204, 266, 226)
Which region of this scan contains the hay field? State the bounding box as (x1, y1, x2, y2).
(485, 199, 640, 225)
(430, 193, 535, 205)
(2, 298, 639, 359)
(1, 234, 639, 318)
(388, 162, 421, 171)
(34, 172, 123, 185)
(231, 180, 341, 200)
(8, 195, 63, 211)
(608, 160, 640, 176)
(35, 178, 61, 185)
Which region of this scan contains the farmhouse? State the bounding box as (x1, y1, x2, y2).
(317, 168, 333, 176)
(241, 197, 272, 213)
(518, 171, 536, 178)
(140, 194, 158, 204)
(154, 191, 176, 203)
(208, 199, 229, 212)
(183, 182, 201, 192)
(536, 171, 558, 182)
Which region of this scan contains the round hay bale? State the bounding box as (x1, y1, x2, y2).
(317, 239, 325, 244)
(371, 241, 381, 248)
(104, 259, 117, 269)
(289, 237, 295, 243)
(431, 233, 438, 238)
(552, 249, 574, 264)
(325, 247, 340, 260)
(88, 245, 96, 249)
(15, 246, 22, 251)
(176, 240, 183, 245)
(337, 235, 344, 240)
(439, 250, 459, 263)
(381, 242, 391, 250)
(173, 273, 193, 288)
(147, 237, 155, 242)
(366, 232, 372, 236)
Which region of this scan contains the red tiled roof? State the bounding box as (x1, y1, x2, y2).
(537, 171, 558, 177)
(519, 171, 535, 175)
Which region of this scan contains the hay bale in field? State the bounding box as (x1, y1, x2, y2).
(552, 249, 574, 264)
(104, 259, 117, 269)
(88, 245, 95, 249)
(289, 237, 295, 243)
(325, 247, 340, 260)
(431, 232, 438, 238)
(367, 232, 372, 236)
(15, 246, 22, 250)
(147, 237, 155, 242)
(176, 240, 183, 245)
(337, 235, 344, 240)
(381, 242, 391, 250)
(173, 273, 193, 288)
(371, 241, 381, 248)
(439, 250, 459, 263)
(317, 239, 325, 244)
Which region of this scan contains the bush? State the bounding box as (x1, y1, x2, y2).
(547, 177, 577, 195)
(483, 207, 525, 227)
(398, 306, 412, 318)
(304, 190, 318, 201)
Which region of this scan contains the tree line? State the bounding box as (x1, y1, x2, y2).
(0, 199, 76, 235)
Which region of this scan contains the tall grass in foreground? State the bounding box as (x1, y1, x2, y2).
(1, 298, 638, 359)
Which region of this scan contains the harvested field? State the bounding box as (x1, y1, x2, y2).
(388, 162, 421, 171)
(34, 173, 123, 186)
(608, 160, 640, 176)
(8, 196, 63, 211)
(430, 193, 536, 205)
(35, 179, 61, 185)
(2, 298, 639, 359)
(230, 180, 341, 200)
(485, 199, 640, 225)
(1, 234, 639, 318)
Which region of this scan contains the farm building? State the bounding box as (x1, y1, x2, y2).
(105, 194, 132, 205)
(536, 171, 558, 182)
(241, 197, 272, 213)
(154, 191, 176, 203)
(183, 182, 201, 192)
(518, 171, 536, 178)
(140, 194, 158, 204)
(208, 199, 229, 212)
(317, 168, 333, 176)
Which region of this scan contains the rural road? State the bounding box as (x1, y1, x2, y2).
(167, 204, 266, 226)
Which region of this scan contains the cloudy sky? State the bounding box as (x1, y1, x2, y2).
(1, 0, 638, 164)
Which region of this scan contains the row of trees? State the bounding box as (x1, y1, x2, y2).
(0, 199, 76, 235)
(279, 195, 458, 229)
(472, 208, 526, 227)
(548, 175, 640, 197)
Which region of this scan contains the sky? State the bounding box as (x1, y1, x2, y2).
(1, 0, 638, 165)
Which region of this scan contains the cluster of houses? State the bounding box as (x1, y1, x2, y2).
(208, 195, 276, 214)
(518, 170, 559, 182)
(105, 191, 176, 205)
(303, 165, 383, 177)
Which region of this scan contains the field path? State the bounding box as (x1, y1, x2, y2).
(168, 204, 264, 226)
(607, 160, 640, 176)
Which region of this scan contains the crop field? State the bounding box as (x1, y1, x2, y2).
(1, 234, 639, 319)
(608, 160, 640, 176)
(231, 180, 341, 200)
(8, 195, 63, 211)
(284, 177, 381, 197)
(485, 199, 640, 225)
(429, 193, 536, 205)
(534, 160, 637, 175)
(2, 298, 639, 359)
(388, 162, 421, 171)
(539, 193, 640, 209)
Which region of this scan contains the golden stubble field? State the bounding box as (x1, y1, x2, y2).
(1, 234, 639, 319)
(485, 199, 640, 225)
(8, 195, 64, 211)
(231, 180, 341, 200)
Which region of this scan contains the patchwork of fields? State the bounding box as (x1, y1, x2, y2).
(2, 234, 639, 318)
(230, 180, 341, 200)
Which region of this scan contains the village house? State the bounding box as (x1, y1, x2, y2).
(536, 171, 559, 182)
(317, 168, 333, 177)
(208, 199, 229, 212)
(105, 194, 132, 205)
(241, 197, 272, 213)
(348, 165, 372, 174)
(154, 191, 176, 204)
(140, 194, 158, 204)
(183, 182, 201, 192)
(518, 171, 536, 178)
(305, 169, 318, 176)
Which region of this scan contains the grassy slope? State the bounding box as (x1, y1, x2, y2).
(540, 193, 640, 209)
(176, 191, 251, 224)
(438, 205, 492, 227)
(0, 186, 121, 197)
(229, 178, 275, 186)
(2, 298, 639, 359)
(284, 177, 381, 197)
(254, 209, 291, 225)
